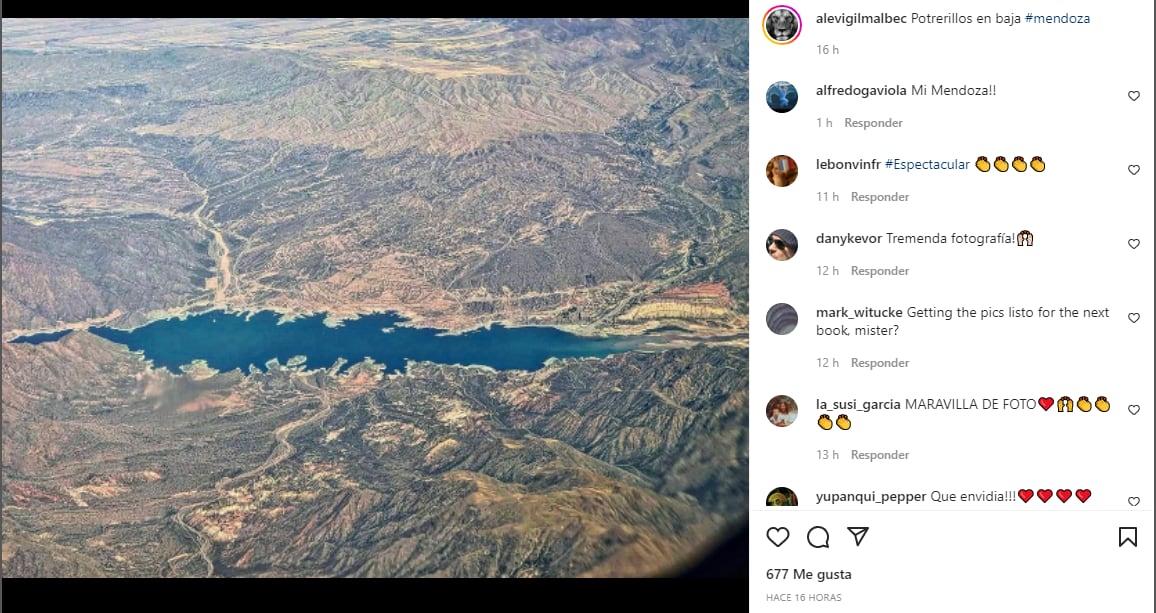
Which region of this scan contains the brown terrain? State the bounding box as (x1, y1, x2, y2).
(1, 18, 748, 577)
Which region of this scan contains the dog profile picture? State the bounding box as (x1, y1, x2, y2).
(766, 395, 799, 427)
(763, 6, 801, 44)
(766, 155, 798, 187)
(766, 487, 799, 506)
(766, 303, 798, 335)
(766, 81, 799, 113)
(767, 229, 798, 261)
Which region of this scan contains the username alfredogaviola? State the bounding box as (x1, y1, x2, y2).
(815, 84, 996, 98)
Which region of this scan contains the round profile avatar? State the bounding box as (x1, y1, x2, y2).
(766, 81, 799, 113)
(763, 6, 801, 44)
(766, 155, 798, 187)
(766, 487, 799, 506)
(767, 229, 798, 261)
(766, 395, 799, 427)
(766, 303, 798, 335)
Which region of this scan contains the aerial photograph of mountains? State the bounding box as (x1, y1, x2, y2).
(1, 18, 748, 577)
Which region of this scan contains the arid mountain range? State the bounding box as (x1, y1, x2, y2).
(1, 18, 748, 577)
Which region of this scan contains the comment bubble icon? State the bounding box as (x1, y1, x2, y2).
(808, 526, 830, 549)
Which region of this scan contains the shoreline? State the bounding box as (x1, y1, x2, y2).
(12, 332, 745, 381)
(6, 301, 747, 344)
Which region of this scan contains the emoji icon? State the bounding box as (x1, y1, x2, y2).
(1030, 156, 1045, 172)
(1037, 489, 1053, 503)
(993, 156, 1009, 172)
(1095, 396, 1110, 412)
(1018, 489, 1034, 502)
(835, 414, 851, 430)
(976, 156, 991, 172)
(1077, 396, 1092, 412)
(1057, 489, 1073, 502)
(818, 414, 833, 430)
(1058, 396, 1073, 412)
(1017, 230, 1033, 246)
(1038, 396, 1054, 410)
(1012, 156, 1028, 172)
(1076, 489, 1092, 503)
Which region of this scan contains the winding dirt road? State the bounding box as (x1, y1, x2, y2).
(189, 187, 232, 304)
(166, 384, 333, 577)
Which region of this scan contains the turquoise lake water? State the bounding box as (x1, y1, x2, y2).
(11, 310, 647, 374)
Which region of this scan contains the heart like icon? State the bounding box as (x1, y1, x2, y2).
(1129, 91, 1140, 101)
(1038, 397, 1054, 410)
(1129, 239, 1141, 249)
(1037, 489, 1053, 503)
(1018, 489, 1034, 503)
(1129, 313, 1141, 323)
(1076, 489, 1092, 503)
(1057, 489, 1072, 503)
(1129, 165, 1141, 175)
(1129, 405, 1141, 415)
(1129, 497, 1141, 507)
(766, 527, 790, 547)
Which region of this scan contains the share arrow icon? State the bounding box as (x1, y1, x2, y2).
(847, 527, 869, 546)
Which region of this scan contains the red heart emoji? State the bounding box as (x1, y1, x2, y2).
(1037, 489, 1053, 503)
(1076, 489, 1091, 503)
(1039, 397, 1054, 410)
(1057, 489, 1072, 503)
(1018, 489, 1034, 503)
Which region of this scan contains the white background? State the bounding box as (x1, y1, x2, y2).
(748, 2, 1154, 610)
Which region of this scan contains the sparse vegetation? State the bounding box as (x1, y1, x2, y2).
(1, 18, 747, 577)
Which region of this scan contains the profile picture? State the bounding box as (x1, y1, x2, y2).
(763, 6, 801, 44)
(766, 81, 798, 113)
(766, 487, 799, 506)
(767, 229, 798, 261)
(766, 395, 799, 427)
(766, 303, 798, 335)
(766, 155, 798, 187)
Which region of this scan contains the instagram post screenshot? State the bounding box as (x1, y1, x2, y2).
(0, 8, 749, 604)
(1, 2, 1152, 611)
